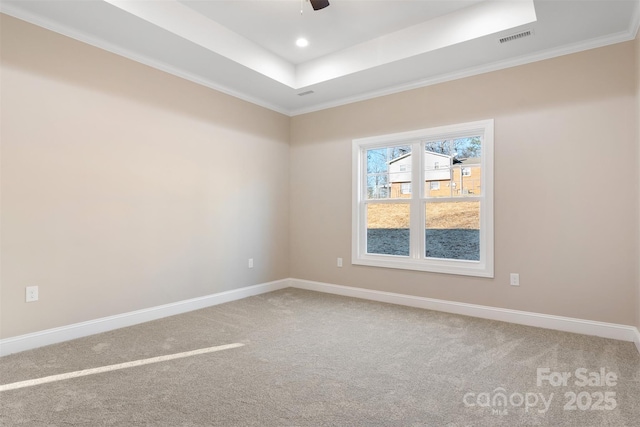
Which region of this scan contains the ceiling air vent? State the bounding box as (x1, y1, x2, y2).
(499, 30, 534, 44)
(298, 90, 315, 96)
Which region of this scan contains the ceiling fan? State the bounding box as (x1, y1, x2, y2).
(310, 0, 330, 11)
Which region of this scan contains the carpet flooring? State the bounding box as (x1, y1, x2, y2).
(1, 288, 638, 426)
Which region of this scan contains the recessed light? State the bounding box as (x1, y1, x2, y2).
(296, 38, 309, 48)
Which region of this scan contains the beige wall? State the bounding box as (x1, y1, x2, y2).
(291, 41, 638, 326)
(2, 14, 639, 341)
(0, 15, 290, 338)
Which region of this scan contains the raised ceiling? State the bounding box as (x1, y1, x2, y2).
(2, 0, 639, 116)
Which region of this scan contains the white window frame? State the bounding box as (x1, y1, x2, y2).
(352, 119, 494, 278)
(429, 181, 440, 190)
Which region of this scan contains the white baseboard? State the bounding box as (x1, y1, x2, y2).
(290, 278, 640, 354)
(0, 279, 290, 357)
(3, 277, 638, 357)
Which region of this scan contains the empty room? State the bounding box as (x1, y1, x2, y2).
(1, 0, 639, 425)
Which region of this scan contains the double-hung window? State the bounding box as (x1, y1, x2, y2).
(352, 119, 494, 277)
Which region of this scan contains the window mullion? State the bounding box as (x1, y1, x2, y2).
(410, 141, 422, 260)
(359, 148, 368, 257)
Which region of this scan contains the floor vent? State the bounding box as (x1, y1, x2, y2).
(499, 30, 533, 44)
(298, 90, 315, 96)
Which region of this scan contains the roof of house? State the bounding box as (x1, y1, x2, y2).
(387, 152, 412, 164)
(460, 157, 480, 165)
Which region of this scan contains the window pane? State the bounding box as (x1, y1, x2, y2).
(425, 201, 479, 260)
(366, 145, 411, 199)
(424, 137, 482, 198)
(367, 203, 410, 256)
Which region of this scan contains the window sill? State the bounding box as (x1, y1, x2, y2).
(352, 255, 493, 278)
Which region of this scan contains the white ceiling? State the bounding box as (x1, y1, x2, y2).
(2, 0, 639, 116)
(180, 0, 484, 64)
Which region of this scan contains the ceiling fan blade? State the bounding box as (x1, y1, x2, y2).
(310, 0, 330, 11)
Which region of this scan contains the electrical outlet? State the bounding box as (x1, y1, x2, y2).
(26, 286, 39, 302)
(337, 257, 343, 267)
(510, 273, 520, 286)
(248, 258, 253, 269)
